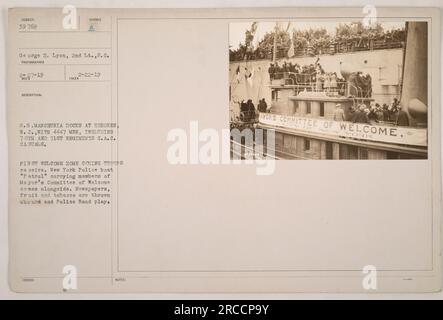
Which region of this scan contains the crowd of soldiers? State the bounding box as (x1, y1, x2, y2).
(268, 61, 348, 95)
(236, 95, 409, 127)
(334, 98, 410, 126)
(294, 28, 406, 57)
(230, 26, 406, 62)
(238, 98, 268, 122)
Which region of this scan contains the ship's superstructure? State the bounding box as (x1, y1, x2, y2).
(230, 22, 428, 160)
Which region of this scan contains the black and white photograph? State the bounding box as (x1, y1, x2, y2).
(229, 20, 428, 159)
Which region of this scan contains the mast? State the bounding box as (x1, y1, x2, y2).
(272, 22, 278, 63)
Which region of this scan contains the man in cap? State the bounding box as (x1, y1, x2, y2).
(352, 104, 370, 124)
(333, 103, 345, 121)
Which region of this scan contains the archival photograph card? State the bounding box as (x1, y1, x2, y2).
(7, 7, 441, 293)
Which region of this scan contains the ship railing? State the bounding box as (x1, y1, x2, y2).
(269, 71, 298, 85)
(270, 72, 374, 100)
(230, 139, 280, 160)
(347, 83, 372, 100)
(290, 80, 348, 97)
(270, 71, 316, 84)
(271, 72, 346, 91)
(315, 40, 404, 54)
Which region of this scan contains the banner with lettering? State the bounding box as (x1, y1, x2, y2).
(259, 113, 427, 147)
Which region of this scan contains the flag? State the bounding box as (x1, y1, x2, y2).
(285, 22, 291, 32)
(235, 65, 241, 83)
(244, 22, 258, 59)
(246, 68, 254, 86)
(251, 22, 257, 35)
(287, 39, 295, 58)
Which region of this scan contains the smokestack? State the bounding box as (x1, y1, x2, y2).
(400, 22, 428, 126)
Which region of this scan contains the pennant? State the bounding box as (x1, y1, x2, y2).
(287, 39, 295, 58)
(246, 68, 254, 86)
(235, 65, 241, 83)
(285, 22, 291, 32)
(251, 22, 257, 35)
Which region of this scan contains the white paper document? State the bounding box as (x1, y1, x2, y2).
(7, 7, 441, 292)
